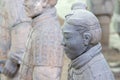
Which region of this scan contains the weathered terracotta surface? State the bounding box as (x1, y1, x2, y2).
(19, 0, 64, 80)
(2, 0, 63, 80)
(0, 0, 11, 60)
(2, 0, 32, 79)
(62, 2, 115, 80)
(5, 0, 32, 61)
(1, 0, 64, 80)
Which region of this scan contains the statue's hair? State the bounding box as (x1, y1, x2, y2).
(65, 9, 102, 44)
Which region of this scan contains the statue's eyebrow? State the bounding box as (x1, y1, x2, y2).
(63, 31, 71, 34)
(63, 32, 73, 39)
(63, 31, 73, 36)
(74, 25, 86, 31)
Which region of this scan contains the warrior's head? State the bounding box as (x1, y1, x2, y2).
(62, 2, 102, 59)
(25, 0, 58, 18)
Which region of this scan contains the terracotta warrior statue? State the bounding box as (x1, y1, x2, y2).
(110, 0, 120, 51)
(3, 0, 63, 80)
(19, 0, 64, 80)
(113, 0, 120, 36)
(0, 2, 11, 80)
(87, 0, 114, 46)
(0, 0, 11, 63)
(2, 0, 32, 79)
(62, 2, 115, 80)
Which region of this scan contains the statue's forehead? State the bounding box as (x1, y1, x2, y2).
(62, 23, 77, 34)
(62, 22, 86, 33)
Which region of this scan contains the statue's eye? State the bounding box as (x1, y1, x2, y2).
(65, 13, 73, 20)
(64, 32, 72, 40)
(65, 35, 71, 40)
(65, 37, 70, 40)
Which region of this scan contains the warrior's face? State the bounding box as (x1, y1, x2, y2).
(24, 0, 43, 17)
(62, 23, 89, 59)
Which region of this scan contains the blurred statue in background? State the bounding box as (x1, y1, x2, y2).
(0, 1, 11, 80)
(113, 0, 120, 36)
(2, 0, 32, 79)
(62, 2, 115, 80)
(109, 0, 120, 51)
(87, 0, 114, 46)
(19, 0, 63, 80)
(0, 0, 11, 65)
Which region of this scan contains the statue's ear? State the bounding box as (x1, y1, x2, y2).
(83, 32, 91, 46)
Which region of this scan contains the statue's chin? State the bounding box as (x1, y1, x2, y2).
(64, 47, 72, 54)
(64, 49, 77, 60)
